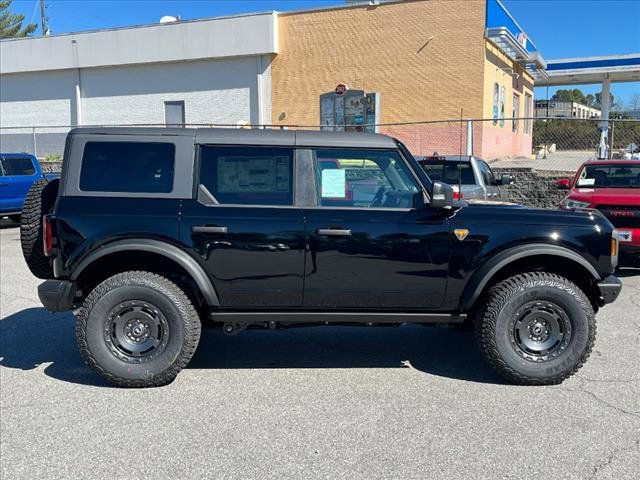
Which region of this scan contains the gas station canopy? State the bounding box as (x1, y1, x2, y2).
(532, 53, 640, 86)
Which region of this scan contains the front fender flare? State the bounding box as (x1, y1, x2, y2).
(70, 239, 219, 306)
(459, 243, 600, 312)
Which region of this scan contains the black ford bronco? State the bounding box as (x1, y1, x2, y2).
(21, 127, 622, 387)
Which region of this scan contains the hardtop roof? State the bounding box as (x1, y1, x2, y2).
(69, 127, 398, 149)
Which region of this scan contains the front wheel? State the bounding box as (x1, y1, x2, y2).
(475, 272, 596, 385)
(76, 271, 201, 387)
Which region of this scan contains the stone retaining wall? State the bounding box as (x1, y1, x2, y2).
(494, 168, 574, 209)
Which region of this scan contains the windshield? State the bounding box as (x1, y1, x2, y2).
(420, 161, 476, 185)
(577, 164, 640, 188)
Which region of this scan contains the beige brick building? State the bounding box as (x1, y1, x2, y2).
(271, 0, 537, 159)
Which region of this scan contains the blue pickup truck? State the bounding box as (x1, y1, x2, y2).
(0, 153, 59, 222)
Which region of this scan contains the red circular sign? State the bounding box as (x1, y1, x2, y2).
(335, 84, 348, 95)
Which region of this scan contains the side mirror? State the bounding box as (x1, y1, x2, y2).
(556, 178, 571, 190)
(430, 181, 454, 209)
(496, 174, 515, 186)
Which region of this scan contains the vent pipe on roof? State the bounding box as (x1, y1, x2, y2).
(159, 15, 180, 23)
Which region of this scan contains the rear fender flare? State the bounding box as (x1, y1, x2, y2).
(70, 239, 219, 306)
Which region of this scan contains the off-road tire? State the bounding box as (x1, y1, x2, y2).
(20, 178, 59, 279)
(76, 271, 201, 388)
(475, 272, 596, 385)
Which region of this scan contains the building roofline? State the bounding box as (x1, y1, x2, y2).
(278, 0, 419, 17)
(0, 10, 277, 43)
(0, 0, 418, 42)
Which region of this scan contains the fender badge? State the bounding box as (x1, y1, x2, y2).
(454, 229, 469, 241)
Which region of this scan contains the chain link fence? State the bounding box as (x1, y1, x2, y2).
(2, 118, 638, 208)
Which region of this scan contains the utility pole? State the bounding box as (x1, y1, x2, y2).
(40, 0, 49, 36)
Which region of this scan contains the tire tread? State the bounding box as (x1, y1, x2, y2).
(76, 270, 201, 388)
(20, 178, 58, 279)
(475, 272, 596, 385)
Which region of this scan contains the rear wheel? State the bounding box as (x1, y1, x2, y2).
(76, 271, 201, 387)
(475, 272, 595, 385)
(20, 178, 59, 279)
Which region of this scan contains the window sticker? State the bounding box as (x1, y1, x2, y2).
(577, 178, 595, 186)
(321, 169, 346, 198)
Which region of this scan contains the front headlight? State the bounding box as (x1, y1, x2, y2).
(560, 199, 592, 210)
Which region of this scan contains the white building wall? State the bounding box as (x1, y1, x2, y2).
(0, 70, 77, 127)
(80, 57, 262, 126)
(0, 12, 279, 74)
(0, 12, 277, 154)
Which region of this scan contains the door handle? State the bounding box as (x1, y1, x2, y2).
(192, 225, 228, 234)
(316, 228, 352, 237)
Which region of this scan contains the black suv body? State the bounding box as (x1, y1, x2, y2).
(26, 128, 622, 387)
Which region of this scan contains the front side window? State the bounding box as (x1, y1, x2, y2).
(199, 146, 294, 205)
(314, 149, 420, 208)
(1, 157, 36, 176)
(80, 142, 175, 193)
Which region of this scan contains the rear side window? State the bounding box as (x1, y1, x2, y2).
(199, 146, 294, 206)
(422, 162, 475, 185)
(1, 157, 36, 176)
(80, 142, 175, 193)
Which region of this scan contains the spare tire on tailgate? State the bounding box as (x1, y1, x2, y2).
(20, 178, 59, 279)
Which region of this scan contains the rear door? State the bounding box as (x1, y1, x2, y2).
(0, 155, 38, 212)
(180, 145, 306, 308)
(302, 147, 450, 309)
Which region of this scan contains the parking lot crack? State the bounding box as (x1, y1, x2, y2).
(574, 378, 640, 421)
(579, 375, 640, 384)
(587, 438, 640, 480)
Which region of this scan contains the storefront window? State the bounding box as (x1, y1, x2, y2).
(512, 94, 519, 132)
(524, 93, 532, 134)
(492, 83, 499, 125)
(499, 86, 506, 127)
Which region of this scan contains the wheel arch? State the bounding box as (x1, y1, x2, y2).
(70, 239, 219, 307)
(460, 244, 601, 312)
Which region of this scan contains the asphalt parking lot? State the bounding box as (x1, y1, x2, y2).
(1, 220, 639, 480)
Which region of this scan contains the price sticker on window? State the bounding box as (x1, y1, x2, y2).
(321, 169, 346, 198)
(577, 178, 595, 186)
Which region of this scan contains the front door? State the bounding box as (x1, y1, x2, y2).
(180, 145, 306, 308)
(302, 147, 450, 310)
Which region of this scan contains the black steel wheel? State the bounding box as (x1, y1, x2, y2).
(475, 272, 595, 385)
(510, 301, 572, 362)
(76, 271, 201, 388)
(105, 300, 170, 362)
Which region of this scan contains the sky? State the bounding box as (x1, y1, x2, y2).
(11, 0, 640, 106)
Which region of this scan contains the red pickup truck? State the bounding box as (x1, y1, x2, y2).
(558, 160, 640, 266)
